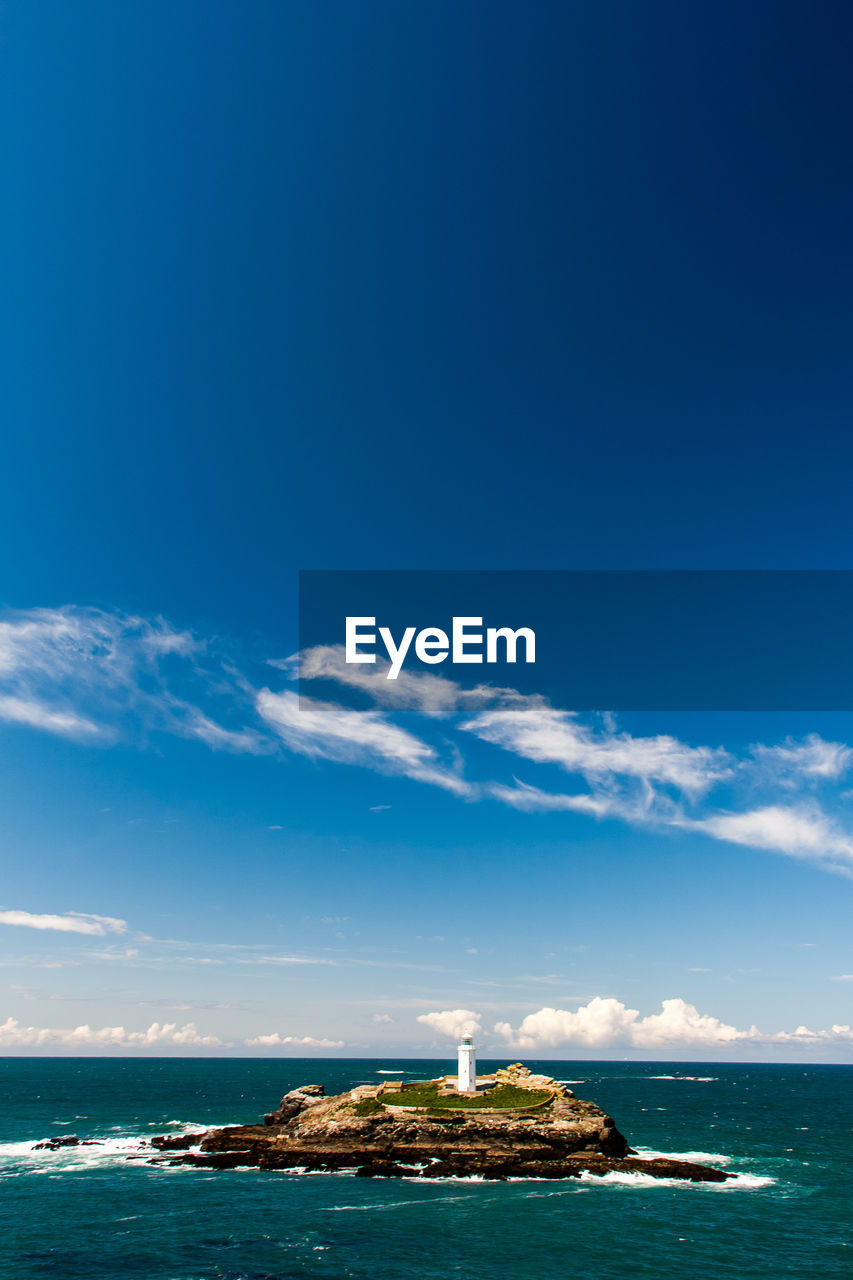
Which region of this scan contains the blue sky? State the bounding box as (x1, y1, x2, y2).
(1, 1, 853, 1059)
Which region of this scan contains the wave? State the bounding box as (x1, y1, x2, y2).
(634, 1147, 733, 1164)
(0, 1122, 210, 1177)
(577, 1169, 775, 1190)
(0, 1134, 156, 1174)
(646, 1075, 717, 1081)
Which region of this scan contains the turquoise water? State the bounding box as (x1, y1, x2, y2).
(1, 1058, 851, 1279)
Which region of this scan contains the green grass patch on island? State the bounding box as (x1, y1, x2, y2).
(381, 1082, 552, 1110)
(354, 1097, 385, 1117)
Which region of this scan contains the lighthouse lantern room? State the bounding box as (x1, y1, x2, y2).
(457, 1032, 476, 1093)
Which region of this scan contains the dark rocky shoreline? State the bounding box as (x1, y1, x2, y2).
(149, 1073, 731, 1184)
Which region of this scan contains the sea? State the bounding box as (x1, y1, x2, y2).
(1, 1058, 851, 1279)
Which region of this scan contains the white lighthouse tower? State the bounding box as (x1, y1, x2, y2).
(457, 1032, 477, 1093)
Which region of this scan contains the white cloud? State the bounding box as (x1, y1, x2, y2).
(0, 696, 102, 740)
(282, 644, 522, 719)
(766, 1023, 853, 1044)
(0, 909, 128, 936)
(489, 779, 614, 816)
(688, 804, 853, 874)
(256, 688, 471, 796)
(183, 711, 268, 755)
(6, 604, 853, 885)
(463, 706, 731, 795)
(494, 997, 853, 1050)
(0, 1017, 222, 1048)
(0, 606, 257, 752)
(417, 1009, 482, 1040)
(245, 1033, 345, 1048)
(371, 1013, 395, 1024)
(285, 645, 466, 718)
(751, 734, 852, 783)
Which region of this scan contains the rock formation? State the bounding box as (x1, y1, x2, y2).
(150, 1074, 731, 1183)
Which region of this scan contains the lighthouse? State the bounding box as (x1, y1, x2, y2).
(457, 1032, 476, 1093)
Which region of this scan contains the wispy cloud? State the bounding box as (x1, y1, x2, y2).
(256, 688, 471, 796)
(0, 606, 261, 753)
(685, 804, 853, 876)
(749, 734, 853, 784)
(5, 606, 853, 879)
(0, 696, 102, 739)
(463, 705, 731, 794)
(0, 909, 128, 936)
(182, 710, 268, 755)
(280, 643, 522, 719)
(488, 779, 614, 816)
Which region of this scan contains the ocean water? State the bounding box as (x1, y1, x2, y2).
(1, 1059, 851, 1279)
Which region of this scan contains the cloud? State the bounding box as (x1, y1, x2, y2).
(766, 1023, 853, 1045)
(256, 688, 471, 796)
(5, 604, 853, 883)
(687, 804, 853, 875)
(283, 645, 467, 718)
(750, 734, 852, 783)
(0, 606, 257, 752)
(489, 779, 614, 816)
(0, 1017, 222, 1048)
(416, 1009, 482, 1040)
(371, 1013, 395, 1024)
(245, 1033, 345, 1048)
(182, 711, 268, 755)
(0, 910, 128, 936)
(282, 644, 523, 719)
(495, 777, 853, 879)
(0, 696, 102, 739)
(463, 706, 731, 795)
(494, 997, 853, 1050)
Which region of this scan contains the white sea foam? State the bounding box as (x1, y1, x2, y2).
(646, 1075, 717, 1081)
(323, 1199, 427, 1211)
(0, 1122, 210, 1176)
(0, 1134, 155, 1174)
(634, 1147, 733, 1165)
(400, 1174, 488, 1184)
(578, 1169, 775, 1190)
(0, 1123, 775, 1196)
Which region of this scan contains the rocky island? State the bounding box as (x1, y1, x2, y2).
(150, 1064, 731, 1183)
